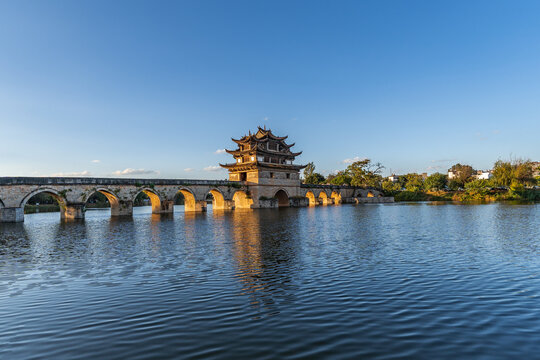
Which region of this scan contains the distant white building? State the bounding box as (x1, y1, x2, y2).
(388, 174, 400, 183)
(447, 171, 456, 180)
(472, 170, 492, 180)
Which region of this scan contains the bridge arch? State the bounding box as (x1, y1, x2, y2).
(318, 191, 329, 206)
(84, 188, 120, 215)
(20, 188, 68, 219)
(134, 188, 163, 214)
(20, 188, 67, 209)
(305, 191, 316, 206)
(207, 188, 226, 210)
(274, 189, 289, 207)
(232, 190, 253, 209)
(175, 188, 199, 212)
(331, 191, 342, 205)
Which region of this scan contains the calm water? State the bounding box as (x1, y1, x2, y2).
(1, 203, 540, 359)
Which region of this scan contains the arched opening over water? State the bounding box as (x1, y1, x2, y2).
(233, 190, 253, 209)
(318, 191, 329, 206)
(275, 189, 289, 207)
(134, 188, 162, 214)
(207, 189, 226, 210)
(85, 189, 119, 215)
(331, 191, 342, 205)
(175, 188, 197, 212)
(305, 191, 316, 206)
(21, 188, 67, 219)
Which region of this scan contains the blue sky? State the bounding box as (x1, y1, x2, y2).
(1, 1, 540, 179)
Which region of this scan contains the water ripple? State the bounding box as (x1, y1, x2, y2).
(1, 203, 540, 359)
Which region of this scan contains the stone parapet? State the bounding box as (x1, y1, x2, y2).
(0, 177, 239, 187)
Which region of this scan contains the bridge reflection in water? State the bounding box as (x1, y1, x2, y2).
(0, 206, 304, 317)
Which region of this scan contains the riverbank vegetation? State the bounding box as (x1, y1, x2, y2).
(303, 159, 540, 203)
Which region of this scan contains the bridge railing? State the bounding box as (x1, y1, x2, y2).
(0, 177, 241, 186)
(300, 183, 379, 190)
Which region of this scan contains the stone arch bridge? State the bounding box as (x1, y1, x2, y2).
(0, 177, 392, 222)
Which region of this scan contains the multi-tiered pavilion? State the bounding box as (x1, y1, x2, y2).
(220, 127, 306, 206)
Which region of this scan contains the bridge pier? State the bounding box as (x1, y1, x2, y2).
(185, 200, 207, 212)
(213, 200, 235, 211)
(111, 200, 133, 217)
(152, 200, 174, 214)
(62, 204, 85, 220)
(0, 207, 24, 223)
(290, 197, 309, 207)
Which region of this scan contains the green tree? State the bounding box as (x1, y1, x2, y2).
(303, 162, 326, 184)
(345, 159, 384, 188)
(305, 173, 326, 184)
(403, 173, 424, 192)
(464, 179, 491, 199)
(382, 179, 401, 195)
(447, 179, 460, 190)
(492, 159, 535, 187)
(492, 160, 513, 187)
(303, 162, 315, 178)
(514, 160, 535, 186)
(424, 173, 447, 191)
(328, 171, 352, 186)
(449, 163, 474, 186)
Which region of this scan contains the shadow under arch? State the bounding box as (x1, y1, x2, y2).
(331, 191, 342, 205)
(20, 188, 68, 220)
(208, 188, 227, 210)
(233, 190, 253, 209)
(134, 188, 163, 214)
(175, 188, 199, 212)
(305, 191, 316, 206)
(274, 189, 289, 207)
(85, 188, 120, 216)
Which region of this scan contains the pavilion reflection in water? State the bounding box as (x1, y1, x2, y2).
(227, 209, 300, 316)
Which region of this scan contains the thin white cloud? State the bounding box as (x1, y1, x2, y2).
(112, 168, 160, 176)
(341, 156, 367, 164)
(263, 116, 269, 121)
(184, 168, 194, 172)
(431, 158, 456, 164)
(91, 160, 101, 163)
(215, 149, 227, 154)
(51, 170, 92, 177)
(203, 165, 223, 172)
